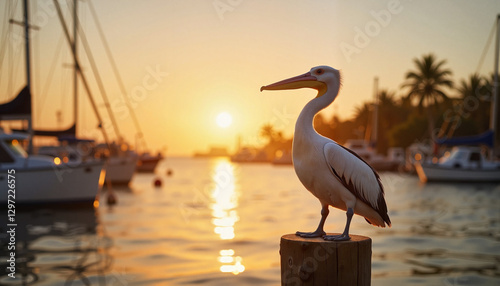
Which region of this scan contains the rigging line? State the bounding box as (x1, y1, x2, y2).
(60, 39, 68, 125)
(31, 0, 42, 129)
(33, 0, 40, 101)
(7, 0, 15, 98)
(6, 0, 21, 99)
(0, 0, 11, 95)
(476, 19, 496, 75)
(71, 3, 123, 141)
(37, 34, 64, 122)
(0, 0, 11, 70)
(52, 0, 111, 146)
(87, 0, 148, 150)
(10, 36, 24, 99)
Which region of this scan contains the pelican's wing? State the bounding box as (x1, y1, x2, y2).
(323, 142, 391, 226)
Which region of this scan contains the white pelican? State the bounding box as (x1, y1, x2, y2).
(261, 66, 391, 241)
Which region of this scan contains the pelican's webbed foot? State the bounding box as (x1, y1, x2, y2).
(323, 233, 350, 241)
(296, 205, 329, 238)
(296, 230, 326, 238)
(322, 207, 354, 241)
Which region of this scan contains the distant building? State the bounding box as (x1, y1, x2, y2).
(193, 146, 230, 157)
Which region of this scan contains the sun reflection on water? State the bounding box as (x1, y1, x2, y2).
(218, 249, 245, 275)
(210, 159, 245, 274)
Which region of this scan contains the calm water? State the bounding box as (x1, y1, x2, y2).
(1, 157, 499, 285)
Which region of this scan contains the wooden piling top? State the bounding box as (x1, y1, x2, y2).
(281, 233, 371, 243)
(280, 233, 372, 286)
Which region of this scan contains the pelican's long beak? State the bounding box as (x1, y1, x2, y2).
(260, 72, 327, 96)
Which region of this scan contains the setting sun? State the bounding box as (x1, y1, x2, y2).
(216, 112, 233, 128)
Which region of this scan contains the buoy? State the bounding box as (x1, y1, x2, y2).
(107, 192, 117, 205)
(154, 178, 162, 187)
(106, 180, 118, 206)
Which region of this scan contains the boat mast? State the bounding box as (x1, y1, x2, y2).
(491, 14, 500, 156)
(371, 77, 379, 150)
(52, 0, 111, 146)
(23, 0, 33, 154)
(68, 5, 123, 145)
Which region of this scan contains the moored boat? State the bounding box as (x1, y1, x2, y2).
(344, 140, 404, 171)
(0, 131, 105, 205)
(0, 0, 105, 206)
(415, 146, 500, 182)
(415, 14, 500, 181)
(137, 152, 163, 173)
(96, 142, 138, 185)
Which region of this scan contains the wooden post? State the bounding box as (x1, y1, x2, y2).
(280, 234, 371, 286)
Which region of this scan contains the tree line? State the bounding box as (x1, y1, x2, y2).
(261, 53, 498, 156)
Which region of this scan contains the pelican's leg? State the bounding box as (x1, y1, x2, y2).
(296, 205, 328, 238)
(323, 207, 353, 241)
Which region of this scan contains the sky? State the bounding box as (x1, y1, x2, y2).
(1, 0, 499, 156)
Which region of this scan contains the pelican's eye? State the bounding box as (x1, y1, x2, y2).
(316, 69, 324, 75)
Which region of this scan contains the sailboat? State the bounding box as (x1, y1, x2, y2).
(0, 0, 104, 205)
(16, 0, 138, 185)
(97, 141, 138, 185)
(414, 144, 500, 182)
(137, 151, 163, 172)
(414, 14, 500, 183)
(0, 129, 104, 204)
(82, 1, 162, 174)
(71, 1, 144, 181)
(63, 0, 138, 185)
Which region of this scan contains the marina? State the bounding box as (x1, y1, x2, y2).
(1, 1, 500, 285)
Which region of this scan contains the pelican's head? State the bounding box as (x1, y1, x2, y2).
(260, 66, 341, 98)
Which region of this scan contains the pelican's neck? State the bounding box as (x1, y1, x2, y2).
(295, 86, 339, 138)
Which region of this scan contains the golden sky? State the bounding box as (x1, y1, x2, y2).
(1, 0, 499, 155)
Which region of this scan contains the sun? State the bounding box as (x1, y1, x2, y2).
(216, 112, 232, 128)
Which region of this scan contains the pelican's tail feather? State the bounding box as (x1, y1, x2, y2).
(376, 192, 392, 227)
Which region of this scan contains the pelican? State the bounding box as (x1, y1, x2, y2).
(261, 66, 391, 241)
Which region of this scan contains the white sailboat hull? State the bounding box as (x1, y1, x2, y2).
(415, 163, 500, 182)
(105, 154, 138, 185)
(0, 161, 104, 204)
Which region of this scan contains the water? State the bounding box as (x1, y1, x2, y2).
(1, 157, 499, 285)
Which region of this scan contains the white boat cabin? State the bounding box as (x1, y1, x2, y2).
(437, 146, 500, 169)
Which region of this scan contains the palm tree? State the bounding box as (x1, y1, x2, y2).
(353, 103, 371, 139)
(377, 90, 399, 153)
(457, 73, 487, 99)
(260, 123, 277, 144)
(402, 53, 453, 140)
(353, 103, 371, 126)
(378, 90, 400, 126)
(455, 73, 491, 133)
(378, 90, 396, 106)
